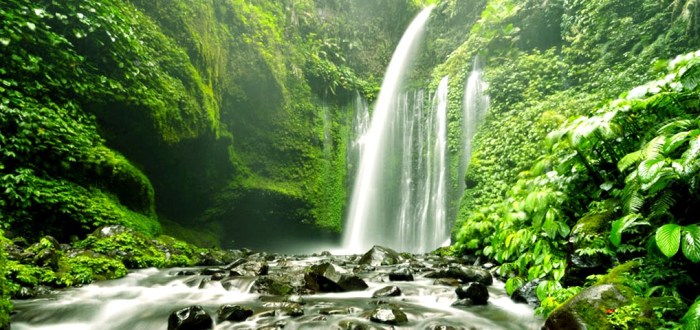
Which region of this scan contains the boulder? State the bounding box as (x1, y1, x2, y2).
(372, 286, 402, 298)
(167, 306, 213, 330)
(388, 268, 414, 281)
(304, 262, 349, 292)
(563, 212, 614, 286)
(543, 284, 630, 330)
(358, 246, 405, 266)
(26, 236, 61, 270)
(338, 275, 369, 292)
(455, 282, 489, 305)
(511, 278, 542, 306)
(261, 301, 304, 317)
(368, 306, 408, 325)
(424, 266, 493, 286)
(217, 305, 253, 322)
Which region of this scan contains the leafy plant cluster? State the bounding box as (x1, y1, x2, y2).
(0, 231, 11, 329)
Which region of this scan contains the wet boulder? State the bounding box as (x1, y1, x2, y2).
(167, 305, 213, 330)
(217, 305, 253, 322)
(261, 301, 304, 317)
(455, 282, 489, 305)
(511, 278, 542, 306)
(372, 286, 402, 298)
(388, 268, 414, 281)
(358, 245, 406, 266)
(543, 284, 630, 330)
(338, 275, 369, 292)
(25, 236, 61, 270)
(368, 306, 408, 325)
(305, 262, 366, 292)
(563, 212, 614, 286)
(424, 266, 493, 286)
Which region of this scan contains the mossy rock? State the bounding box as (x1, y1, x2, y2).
(543, 283, 633, 330)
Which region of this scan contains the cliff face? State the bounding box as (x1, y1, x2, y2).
(0, 0, 421, 249)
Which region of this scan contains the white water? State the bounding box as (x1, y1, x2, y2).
(459, 58, 490, 193)
(11, 255, 542, 329)
(344, 6, 435, 253)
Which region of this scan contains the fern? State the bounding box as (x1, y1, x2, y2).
(649, 190, 676, 220)
(618, 150, 641, 172)
(642, 136, 667, 159)
(637, 157, 665, 184)
(664, 131, 691, 154)
(658, 119, 694, 135)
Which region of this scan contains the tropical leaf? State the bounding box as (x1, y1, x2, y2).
(641, 167, 678, 194)
(649, 190, 676, 220)
(610, 214, 648, 247)
(622, 184, 644, 214)
(505, 277, 525, 296)
(618, 150, 641, 172)
(681, 61, 700, 91)
(664, 131, 691, 154)
(637, 157, 665, 184)
(682, 298, 700, 330)
(681, 134, 700, 174)
(642, 136, 666, 159)
(658, 119, 694, 135)
(656, 224, 682, 258)
(682, 224, 700, 263)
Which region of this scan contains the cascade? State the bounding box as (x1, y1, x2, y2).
(343, 5, 447, 253)
(459, 58, 490, 193)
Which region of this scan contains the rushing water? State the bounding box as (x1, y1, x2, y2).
(11, 254, 542, 330)
(344, 6, 441, 254)
(459, 58, 490, 193)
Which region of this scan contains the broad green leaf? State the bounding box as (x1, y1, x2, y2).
(611, 214, 639, 247)
(656, 224, 682, 258)
(505, 277, 525, 296)
(638, 158, 664, 183)
(664, 131, 690, 154)
(682, 225, 700, 263)
(682, 298, 700, 330)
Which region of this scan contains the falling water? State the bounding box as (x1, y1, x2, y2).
(459, 58, 490, 193)
(343, 6, 435, 253)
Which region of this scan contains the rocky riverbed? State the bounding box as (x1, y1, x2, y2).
(10, 246, 542, 329)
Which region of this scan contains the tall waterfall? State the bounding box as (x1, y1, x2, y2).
(459, 58, 490, 193)
(344, 6, 447, 252)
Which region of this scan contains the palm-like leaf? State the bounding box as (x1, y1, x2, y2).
(649, 190, 676, 220)
(618, 150, 641, 172)
(642, 136, 667, 159)
(664, 131, 691, 154)
(610, 214, 647, 247)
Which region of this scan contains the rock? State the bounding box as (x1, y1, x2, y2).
(433, 278, 461, 287)
(252, 277, 297, 296)
(424, 266, 493, 286)
(425, 324, 462, 330)
(167, 305, 213, 330)
(26, 236, 61, 270)
(358, 246, 405, 266)
(368, 306, 408, 325)
(13, 285, 53, 299)
(224, 258, 248, 270)
(511, 278, 542, 307)
(217, 305, 253, 322)
(201, 268, 226, 276)
(543, 284, 631, 330)
(388, 268, 414, 281)
(211, 272, 226, 281)
(304, 263, 345, 292)
(261, 301, 304, 317)
(339, 320, 384, 330)
(176, 270, 198, 276)
(338, 275, 369, 292)
(372, 286, 402, 298)
(94, 225, 129, 238)
(563, 212, 615, 286)
(455, 282, 489, 305)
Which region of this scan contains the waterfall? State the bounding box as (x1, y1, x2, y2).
(343, 6, 435, 253)
(459, 58, 490, 193)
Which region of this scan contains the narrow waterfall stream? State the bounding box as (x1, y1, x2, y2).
(11, 252, 542, 330)
(344, 6, 450, 254)
(459, 59, 490, 193)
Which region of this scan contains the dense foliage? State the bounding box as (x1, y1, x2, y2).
(443, 0, 700, 326)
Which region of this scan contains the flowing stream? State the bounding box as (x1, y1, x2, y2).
(11, 253, 542, 329)
(344, 6, 448, 254)
(459, 58, 490, 193)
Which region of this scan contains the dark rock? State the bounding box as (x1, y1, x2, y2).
(368, 306, 408, 325)
(455, 282, 489, 305)
(321, 251, 333, 256)
(13, 285, 53, 299)
(304, 263, 345, 292)
(224, 258, 248, 270)
(261, 302, 304, 317)
(511, 278, 542, 307)
(167, 305, 213, 330)
(201, 268, 226, 276)
(425, 324, 463, 330)
(358, 245, 406, 266)
(26, 236, 61, 270)
(252, 277, 297, 296)
(176, 270, 198, 276)
(338, 320, 384, 330)
(543, 284, 630, 330)
(217, 305, 253, 322)
(198, 278, 211, 289)
(210, 272, 226, 281)
(424, 266, 493, 286)
(433, 278, 461, 287)
(338, 275, 369, 292)
(563, 212, 615, 286)
(388, 268, 414, 281)
(372, 286, 401, 298)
